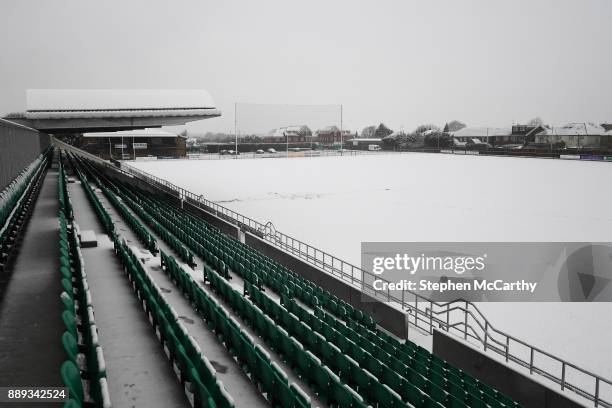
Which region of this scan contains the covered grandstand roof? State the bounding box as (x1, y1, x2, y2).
(82, 128, 181, 139)
(25, 89, 219, 119)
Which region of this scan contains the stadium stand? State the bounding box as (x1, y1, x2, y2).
(0, 148, 49, 273)
(0, 141, 533, 408)
(69, 152, 524, 408)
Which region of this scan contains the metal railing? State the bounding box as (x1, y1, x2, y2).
(53, 138, 612, 407)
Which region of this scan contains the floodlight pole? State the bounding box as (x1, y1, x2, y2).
(340, 104, 343, 155)
(234, 102, 238, 159)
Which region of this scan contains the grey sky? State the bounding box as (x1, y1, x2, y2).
(1, 0, 611, 134)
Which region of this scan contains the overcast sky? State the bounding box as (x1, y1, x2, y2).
(1, 0, 611, 133)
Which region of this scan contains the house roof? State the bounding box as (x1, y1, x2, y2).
(267, 125, 310, 137)
(544, 123, 607, 136)
(345, 138, 381, 143)
(451, 127, 512, 137)
(82, 128, 180, 139)
(317, 125, 340, 133)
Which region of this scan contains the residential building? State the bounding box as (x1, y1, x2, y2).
(262, 125, 312, 143)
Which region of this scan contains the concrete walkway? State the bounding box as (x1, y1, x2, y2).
(68, 179, 189, 408)
(0, 170, 64, 390)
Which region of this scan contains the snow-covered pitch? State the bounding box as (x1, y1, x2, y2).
(131, 153, 612, 383)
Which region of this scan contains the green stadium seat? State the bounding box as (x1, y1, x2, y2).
(63, 399, 80, 408)
(62, 331, 79, 366)
(289, 383, 311, 408)
(60, 291, 75, 313)
(350, 362, 377, 401)
(311, 363, 333, 402)
(62, 310, 78, 340)
(61, 360, 84, 404)
(189, 368, 216, 408)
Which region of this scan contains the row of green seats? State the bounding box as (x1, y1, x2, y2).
(58, 211, 111, 408)
(71, 157, 159, 255)
(70, 162, 114, 235)
(75, 159, 198, 267)
(226, 241, 376, 330)
(115, 190, 194, 264)
(0, 149, 47, 226)
(58, 151, 73, 220)
(0, 150, 48, 272)
(113, 241, 233, 408)
(162, 251, 313, 408)
(97, 182, 158, 254)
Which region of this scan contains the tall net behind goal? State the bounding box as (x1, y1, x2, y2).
(233, 103, 344, 155)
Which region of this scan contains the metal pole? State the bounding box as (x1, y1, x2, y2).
(235, 102, 238, 158)
(340, 104, 343, 155)
(464, 301, 468, 339)
(108, 137, 111, 160)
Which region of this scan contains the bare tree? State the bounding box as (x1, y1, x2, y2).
(527, 117, 544, 127)
(361, 125, 376, 138)
(414, 124, 440, 134)
(446, 120, 466, 132)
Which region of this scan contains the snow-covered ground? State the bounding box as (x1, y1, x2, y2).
(131, 153, 612, 386)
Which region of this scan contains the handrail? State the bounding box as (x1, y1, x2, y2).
(53, 137, 612, 408)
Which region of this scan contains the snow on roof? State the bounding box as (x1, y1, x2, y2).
(421, 129, 439, 136)
(317, 125, 340, 132)
(267, 125, 309, 137)
(345, 138, 382, 143)
(82, 128, 179, 138)
(546, 123, 607, 136)
(27, 89, 216, 111)
(451, 127, 512, 137)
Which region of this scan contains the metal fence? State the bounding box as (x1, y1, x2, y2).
(159, 149, 399, 161)
(0, 119, 50, 191)
(54, 137, 612, 407)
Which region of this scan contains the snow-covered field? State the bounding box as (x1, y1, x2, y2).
(131, 153, 612, 385)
